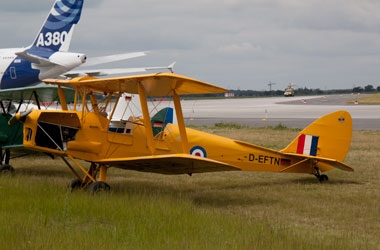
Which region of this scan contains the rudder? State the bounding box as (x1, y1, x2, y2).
(281, 110, 352, 162)
(151, 107, 174, 136)
(31, 0, 84, 52)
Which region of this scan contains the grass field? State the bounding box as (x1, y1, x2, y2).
(347, 92, 380, 104)
(0, 125, 379, 249)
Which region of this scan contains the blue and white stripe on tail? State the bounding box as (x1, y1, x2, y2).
(31, 0, 84, 52)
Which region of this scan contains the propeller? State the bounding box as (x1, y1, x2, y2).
(8, 110, 32, 125)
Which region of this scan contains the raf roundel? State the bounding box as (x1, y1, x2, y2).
(190, 146, 207, 158)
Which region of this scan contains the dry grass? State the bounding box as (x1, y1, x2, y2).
(1, 126, 379, 249)
(346, 93, 380, 104)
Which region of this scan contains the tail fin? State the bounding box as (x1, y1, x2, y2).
(281, 110, 352, 162)
(151, 107, 174, 136)
(31, 0, 84, 52)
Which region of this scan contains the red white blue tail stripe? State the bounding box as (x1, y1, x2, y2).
(296, 134, 319, 156)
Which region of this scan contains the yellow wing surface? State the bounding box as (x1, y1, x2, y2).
(43, 73, 227, 96)
(98, 154, 238, 175)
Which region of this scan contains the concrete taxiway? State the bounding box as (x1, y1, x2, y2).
(181, 94, 379, 130)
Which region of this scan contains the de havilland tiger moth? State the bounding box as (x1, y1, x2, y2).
(9, 73, 354, 192)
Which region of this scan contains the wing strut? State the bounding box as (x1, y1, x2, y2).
(15, 99, 23, 113)
(138, 83, 155, 154)
(173, 90, 189, 154)
(57, 86, 68, 110)
(32, 91, 41, 109)
(0, 101, 6, 113)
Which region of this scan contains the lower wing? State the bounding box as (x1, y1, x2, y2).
(98, 154, 239, 175)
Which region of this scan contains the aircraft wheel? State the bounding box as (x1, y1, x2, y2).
(318, 174, 329, 182)
(0, 164, 15, 175)
(68, 179, 83, 191)
(87, 181, 110, 193)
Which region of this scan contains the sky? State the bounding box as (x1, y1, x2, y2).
(1, 0, 380, 90)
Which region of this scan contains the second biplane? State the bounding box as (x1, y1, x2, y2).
(10, 73, 353, 191)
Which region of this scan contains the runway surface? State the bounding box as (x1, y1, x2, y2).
(180, 94, 379, 130)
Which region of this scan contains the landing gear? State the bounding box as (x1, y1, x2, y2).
(64, 157, 111, 193)
(0, 148, 13, 175)
(87, 181, 111, 193)
(313, 166, 328, 183)
(0, 164, 14, 175)
(68, 179, 84, 191)
(1, 148, 10, 165)
(318, 174, 328, 182)
(67, 179, 111, 193)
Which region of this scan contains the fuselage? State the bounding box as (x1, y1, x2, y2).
(22, 109, 314, 174)
(0, 48, 86, 90)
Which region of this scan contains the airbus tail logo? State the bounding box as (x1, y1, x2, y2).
(35, 31, 68, 47)
(35, 0, 83, 48)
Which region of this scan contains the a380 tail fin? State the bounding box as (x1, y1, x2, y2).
(281, 110, 352, 162)
(31, 0, 84, 52)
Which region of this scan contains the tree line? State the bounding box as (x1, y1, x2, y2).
(175, 84, 379, 99)
(228, 84, 380, 98)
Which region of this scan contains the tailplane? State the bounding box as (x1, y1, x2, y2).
(30, 0, 84, 52)
(281, 110, 352, 162)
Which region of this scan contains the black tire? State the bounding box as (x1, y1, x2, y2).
(68, 179, 83, 191)
(319, 174, 329, 182)
(0, 164, 15, 175)
(87, 181, 110, 193)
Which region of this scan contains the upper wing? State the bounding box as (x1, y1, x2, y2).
(44, 72, 227, 96)
(98, 154, 239, 175)
(83, 52, 148, 67)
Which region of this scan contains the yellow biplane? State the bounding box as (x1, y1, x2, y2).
(10, 73, 353, 192)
